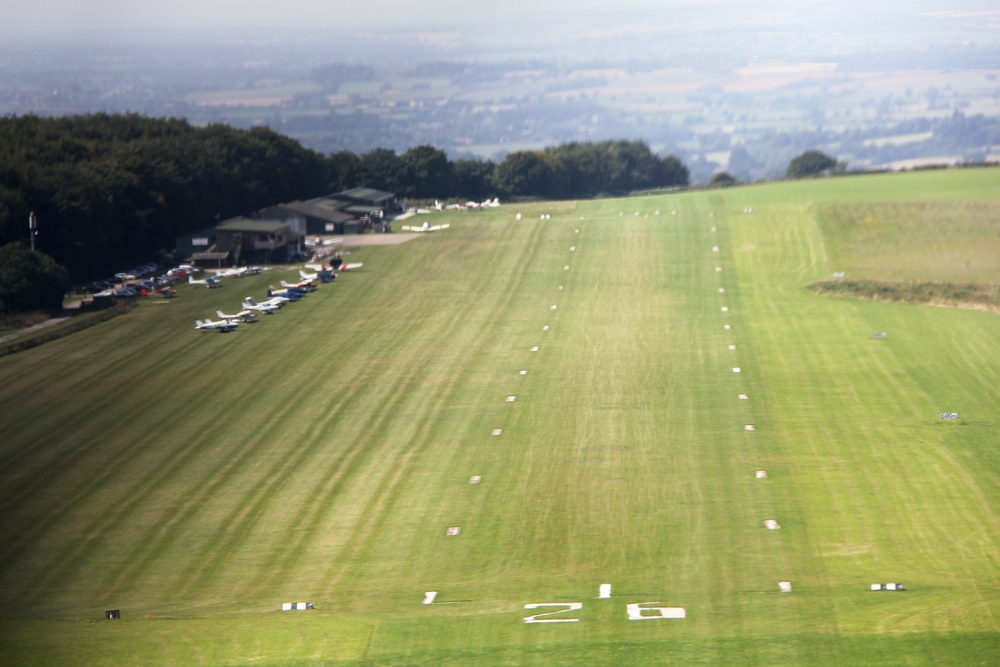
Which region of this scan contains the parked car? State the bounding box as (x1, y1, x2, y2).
(167, 268, 188, 277)
(92, 280, 111, 291)
(115, 287, 139, 297)
(139, 280, 156, 290)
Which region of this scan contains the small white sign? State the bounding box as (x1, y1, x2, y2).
(542, 325, 549, 331)
(192, 237, 209, 246)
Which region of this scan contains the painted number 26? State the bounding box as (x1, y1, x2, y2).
(523, 602, 685, 623)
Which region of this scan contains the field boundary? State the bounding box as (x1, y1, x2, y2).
(806, 278, 1000, 313)
(0, 301, 137, 358)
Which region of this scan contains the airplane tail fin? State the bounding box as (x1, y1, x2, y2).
(188, 276, 195, 284)
(244, 297, 257, 306)
(195, 319, 202, 326)
(216, 310, 225, 319)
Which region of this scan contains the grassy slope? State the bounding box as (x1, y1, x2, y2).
(1, 169, 1000, 665)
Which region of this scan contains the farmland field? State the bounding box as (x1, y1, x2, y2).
(2, 169, 1000, 666)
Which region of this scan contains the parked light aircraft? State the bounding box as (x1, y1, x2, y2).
(189, 276, 221, 288)
(281, 279, 316, 291)
(214, 267, 248, 279)
(401, 222, 450, 233)
(216, 309, 257, 323)
(195, 318, 238, 332)
(242, 297, 281, 313)
(268, 285, 304, 299)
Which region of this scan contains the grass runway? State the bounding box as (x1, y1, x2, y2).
(1, 169, 1000, 665)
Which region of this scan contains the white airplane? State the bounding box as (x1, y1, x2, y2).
(189, 276, 221, 288)
(195, 318, 238, 332)
(401, 222, 450, 233)
(434, 200, 444, 210)
(281, 278, 316, 291)
(214, 267, 248, 279)
(299, 268, 318, 280)
(484, 197, 500, 208)
(242, 297, 280, 313)
(216, 309, 257, 323)
(179, 264, 198, 273)
(339, 262, 364, 270)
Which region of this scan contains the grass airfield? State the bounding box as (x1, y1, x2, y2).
(2, 169, 1000, 665)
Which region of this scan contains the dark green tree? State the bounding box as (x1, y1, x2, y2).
(0, 242, 70, 315)
(451, 159, 496, 200)
(327, 150, 362, 192)
(494, 151, 556, 197)
(708, 172, 737, 187)
(358, 148, 401, 192)
(398, 145, 452, 198)
(786, 150, 838, 178)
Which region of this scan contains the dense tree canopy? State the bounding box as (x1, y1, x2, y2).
(0, 242, 70, 315)
(786, 150, 839, 178)
(0, 114, 690, 281)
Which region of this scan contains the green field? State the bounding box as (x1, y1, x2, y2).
(2, 169, 1000, 666)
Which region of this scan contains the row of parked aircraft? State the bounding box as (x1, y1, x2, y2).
(194, 264, 363, 333)
(433, 198, 500, 210)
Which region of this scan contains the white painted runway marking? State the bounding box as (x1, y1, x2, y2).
(712, 246, 720, 252)
(469, 476, 482, 484)
(755, 470, 768, 478)
(721, 306, 728, 312)
(779, 582, 792, 593)
(423, 591, 438, 604)
(551, 305, 557, 310)
(564, 265, 570, 270)
(519, 370, 528, 375)
(744, 424, 755, 431)
(506, 396, 516, 402)
(711, 227, 716, 232)
(724, 324, 731, 330)
(492, 429, 502, 436)
(728, 345, 736, 350)
(719, 288, 725, 292)
(558, 286, 563, 290)
(446, 526, 461, 536)
(599, 584, 611, 599)
(530, 346, 539, 351)
(764, 520, 780, 530)
(524, 603, 582, 624)
(733, 367, 741, 373)
(627, 603, 685, 620)
(716, 267, 722, 272)
(570, 246, 576, 251)
(542, 325, 549, 331)
(739, 393, 749, 400)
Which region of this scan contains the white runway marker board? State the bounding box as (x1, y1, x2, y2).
(519, 370, 528, 375)
(627, 603, 686, 620)
(516, 213, 522, 220)
(599, 584, 612, 599)
(873, 332, 887, 339)
(506, 396, 516, 402)
(575, 229, 580, 232)
(833, 272, 845, 278)
(712, 246, 720, 252)
(530, 346, 539, 352)
(446, 526, 461, 536)
(719, 288, 725, 292)
(778, 582, 792, 593)
(941, 413, 958, 420)
(570, 246, 576, 251)
(764, 520, 780, 530)
(721, 307, 729, 312)
(728, 345, 736, 350)
(755, 470, 768, 478)
(733, 367, 741, 373)
(551, 305, 557, 310)
(716, 267, 722, 272)
(492, 429, 502, 435)
(542, 325, 549, 331)
(724, 324, 731, 330)
(558, 286, 563, 290)
(739, 394, 749, 399)
(469, 476, 482, 484)
(524, 603, 582, 623)
(744, 424, 755, 431)
(564, 265, 570, 270)
(423, 591, 438, 604)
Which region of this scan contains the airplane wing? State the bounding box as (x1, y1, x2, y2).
(340, 263, 364, 270)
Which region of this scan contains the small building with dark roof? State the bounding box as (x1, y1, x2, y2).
(254, 200, 356, 235)
(215, 217, 296, 264)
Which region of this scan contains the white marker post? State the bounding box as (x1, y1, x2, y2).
(599, 584, 612, 599)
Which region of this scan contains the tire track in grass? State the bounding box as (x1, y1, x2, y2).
(176, 215, 543, 598)
(94, 284, 454, 602)
(16, 284, 445, 605)
(317, 218, 549, 595)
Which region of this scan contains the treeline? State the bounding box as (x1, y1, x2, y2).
(0, 113, 688, 280)
(330, 140, 689, 201)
